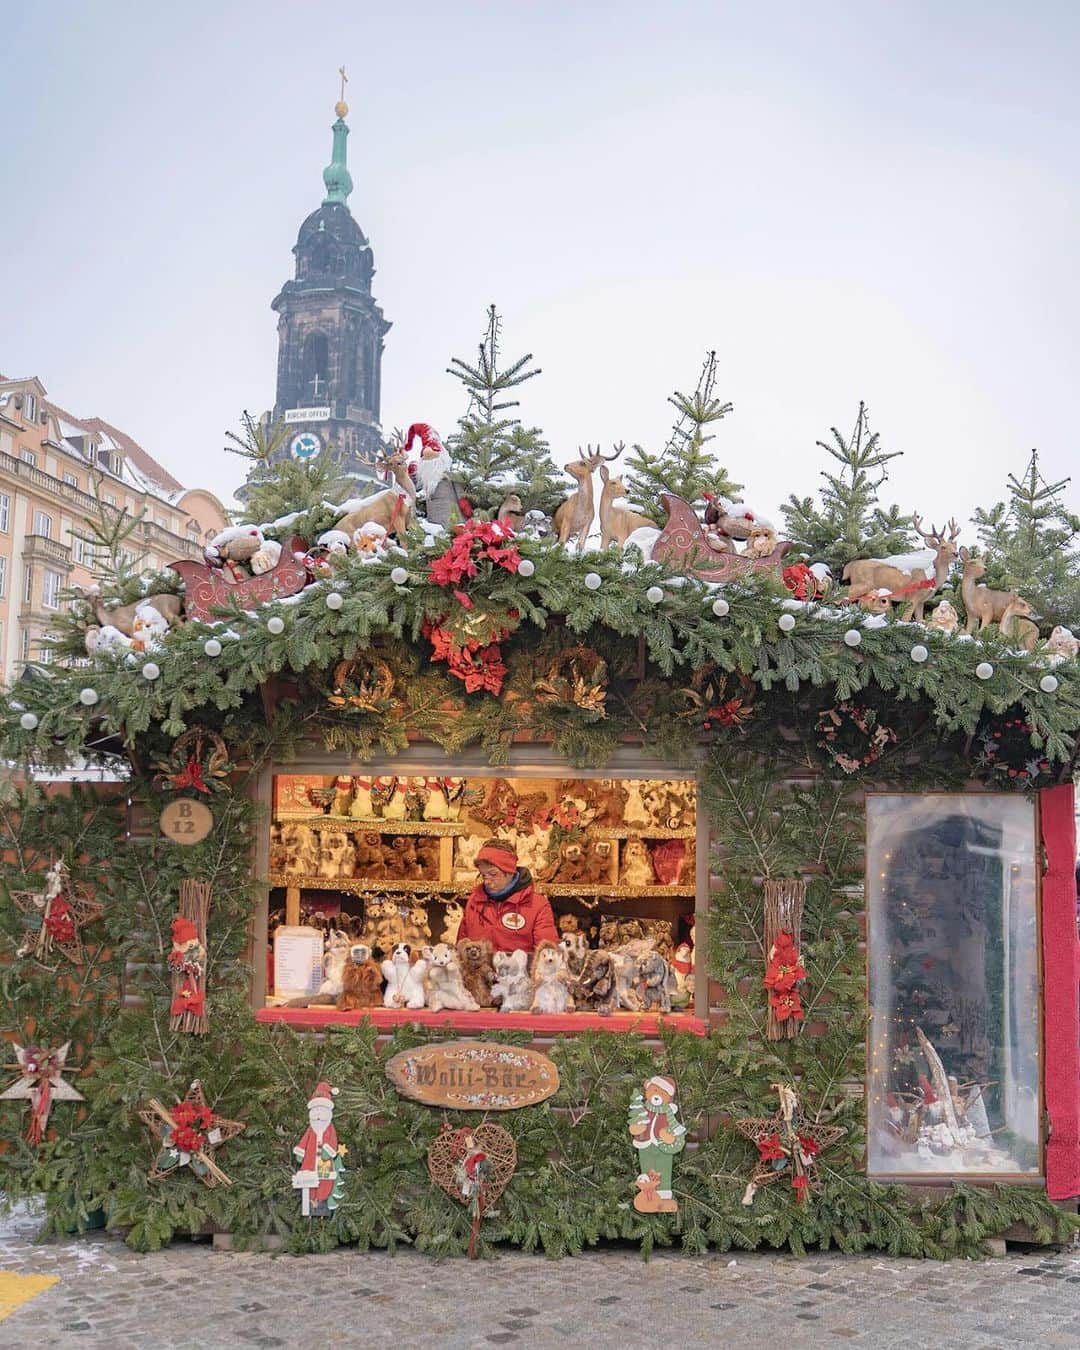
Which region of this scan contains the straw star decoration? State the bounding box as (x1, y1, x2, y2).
(139, 1080, 245, 1188)
(734, 1082, 845, 1206)
(0, 1041, 84, 1145)
(9, 859, 104, 965)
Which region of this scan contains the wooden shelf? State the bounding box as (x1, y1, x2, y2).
(591, 825, 696, 839)
(274, 815, 467, 836)
(256, 1006, 707, 1037)
(268, 874, 694, 899)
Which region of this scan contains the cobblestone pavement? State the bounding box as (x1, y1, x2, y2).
(3, 1205, 1080, 1349)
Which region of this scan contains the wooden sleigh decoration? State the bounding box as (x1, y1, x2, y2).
(650, 493, 791, 582)
(169, 536, 310, 623)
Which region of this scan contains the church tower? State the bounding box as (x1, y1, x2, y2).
(269, 80, 390, 480)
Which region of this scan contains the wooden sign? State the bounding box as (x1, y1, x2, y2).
(386, 1040, 559, 1111)
(159, 799, 214, 845)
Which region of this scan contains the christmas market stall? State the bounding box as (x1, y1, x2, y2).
(2, 358, 1080, 1258)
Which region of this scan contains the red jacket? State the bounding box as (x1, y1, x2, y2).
(458, 870, 558, 954)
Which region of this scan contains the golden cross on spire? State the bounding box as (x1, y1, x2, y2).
(335, 65, 349, 119)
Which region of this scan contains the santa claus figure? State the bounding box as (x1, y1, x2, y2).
(291, 1081, 347, 1217)
(404, 422, 459, 527)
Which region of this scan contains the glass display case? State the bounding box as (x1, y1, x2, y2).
(867, 794, 1041, 1178)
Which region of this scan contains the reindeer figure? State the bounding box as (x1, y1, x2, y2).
(552, 444, 620, 553)
(959, 548, 1034, 634)
(597, 445, 657, 548)
(333, 448, 417, 539)
(842, 516, 960, 622)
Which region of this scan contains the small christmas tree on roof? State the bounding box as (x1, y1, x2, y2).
(446, 306, 567, 516)
(781, 401, 914, 573)
(229, 411, 353, 526)
(973, 450, 1080, 630)
(623, 351, 742, 521)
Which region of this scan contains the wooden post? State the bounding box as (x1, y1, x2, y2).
(286, 885, 301, 927)
(763, 877, 806, 1041)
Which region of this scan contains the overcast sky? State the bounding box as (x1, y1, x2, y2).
(4, 1, 1078, 532)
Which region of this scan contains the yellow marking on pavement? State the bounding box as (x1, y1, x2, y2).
(0, 1271, 60, 1321)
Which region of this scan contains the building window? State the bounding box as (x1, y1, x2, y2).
(0, 553, 6, 597)
(20, 448, 36, 466)
(42, 570, 63, 610)
(24, 393, 37, 423)
(23, 565, 33, 605)
(20, 629, 30, 662)
(866, 794, 1041, 1178)
(38, 642, 53, 665)
(186, 521, 199, 541)
(0, 493, 8, 532)
(72, 536, 93, 566)
(33, 510, 53, 539)
(103, 492, 117, 506)
(62, 472, 78, 487)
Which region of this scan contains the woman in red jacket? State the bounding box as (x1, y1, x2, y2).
(458, 839, 559, 954)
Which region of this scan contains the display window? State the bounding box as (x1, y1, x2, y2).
(866, 794, 1041, 1178)
(255, 766, 704, 1033)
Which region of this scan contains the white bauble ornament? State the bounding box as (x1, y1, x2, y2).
(711, 597, 730, 618)
(584, 571, 602, 591)
(390, 566, 409, 585)
(646, 585, 664, 604)
(910, 644, 929, 663)
(517, 558, 535, 578)
(142, 662, 160, 681)
(204, 638, 222, 657)
(975, 662, 994, 680)
(325, 591, 344, 611)
(843, 629, 862, 647)
(267, 616, 285, 635)
(19, 712, 38, 731)
(79, 688, 99, 706)
(778, 613, 796, 633)
(1040, 674, 1059, 693)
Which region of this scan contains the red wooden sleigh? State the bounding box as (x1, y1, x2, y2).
(650, 493, 791, 582)
(169, 536, 310, 623)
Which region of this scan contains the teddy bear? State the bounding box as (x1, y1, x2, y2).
(638, 950, 673, 1013)
(384, 835, 423, 880)
(206, 526, 279, 580)
(282, 823, 320, 876)
(414, 837, 440, 878)
(542, 839, 610, 885)
(336, 942, 384, 1010)
(353, 832, 389, 880)
(381, 942, 428, 1009)
(456, 938, 497, 1008)
(317, 831, 351, 879)
(530, 941, 574, 1014)
(619, 838, 654, 887)
(439, 900, 464, 945)
(586, 778, 629, 827)
(490, 949, 533, 1011)
(403, 903, 432, 947)
(422, 943, 480, 1012)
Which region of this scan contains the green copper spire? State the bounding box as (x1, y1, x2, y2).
(322, 68, 353, 205)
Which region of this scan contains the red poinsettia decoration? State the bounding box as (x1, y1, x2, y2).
(763, 931, 806, 994)
(769, 990, 805, 1023)
(43, 896, 76, 943)
(756, 1132, 787, 1163)
(798, 1134, 822, 1160)
(171, 1099, 215, 1154)
(782, 563, 822, 600)
(425, 618, 510, 697)
(791, 1172, 810, 1201)
(428, 518, 521, 589)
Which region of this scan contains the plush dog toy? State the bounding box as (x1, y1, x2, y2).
(490, 949, 533, 1011)
(422, 943, 480, 1012)
(381, 942, 428, 1010)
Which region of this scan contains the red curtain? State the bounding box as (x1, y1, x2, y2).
(1041, 783, 1080, 1200)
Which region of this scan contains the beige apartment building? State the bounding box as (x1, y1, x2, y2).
(0, 374, 229, 682)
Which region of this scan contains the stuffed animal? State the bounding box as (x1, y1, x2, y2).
(745, 522, 779, 558)
(316, 529, 351, 557)
(456, 938, 497, 1008)
(84, 623, 133, 654)
(642, 781, 695, 831)
(384, 835, 423, 880)
(619, 838, 654, 887)
(380, 779, 408, 821)
(542, 839, 609, 885)
(369, 776, 399, 819)
(423, 778, 450, 821)
(490, 949, 533, 1011)
(613, 950, 645, 1011)
(649, 839, 687, 886)
(282, 823, 320, 876)
(586, 778, 629, 826)
(337, 942, 384, 1010)
(317, 930, 352, 998)
(403, 904, 432, 947)
(403, 776, 429, 821)
(927, 600, 960, 635)
(579, 950, 620, 1015)
(349, 777, 375, 819)
(353, 832, 389, 879)
(558, 913, 586, 936)
(443, 776, 468, 820)
(1046, 625, 1080, 659)
(530, 941, 574, 1014)
(670, 942, 694, 1004)
(622, 781, 651, 828)
(317, 831, 351, 879)
(414, 837, 440, 878)
(559, 931, 590, 982)
(332, 776, 353, 816)
(250, 537, 283, 575)
(452, 833, 483, 883)
(422, 943, 480, 1012)
(440, 900, 464, 945)
(352, 521, 388, 561)
(381, 942, 428, 1009)
(638, 950, 673, 1013)
(130, 604, 169, 653)
(206, 526, 266, 579)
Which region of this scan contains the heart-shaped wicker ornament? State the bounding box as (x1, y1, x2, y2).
(428, 1122, 517, 1210)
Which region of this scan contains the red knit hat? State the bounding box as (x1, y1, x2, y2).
(307, 1081, 338, 1109)
(171, 916, 199, 945)
(404, 423, 444, 455)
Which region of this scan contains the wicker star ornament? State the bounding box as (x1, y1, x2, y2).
(735, 1082, 845, 1205)
(9, 859, 104, 965)
(1, 1041, 84, 1145)
(139, 1080, 245, 1188)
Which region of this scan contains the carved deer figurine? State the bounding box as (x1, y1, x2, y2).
(71, 583, 183, 636)
(842, 516, 960, 622)
(597, 447, 656, 548)
(959, 548, 1034, 634)
(552, 444, 620, 553)
(1000, 596, 1039, 651)
(333, 448, 416, 539)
